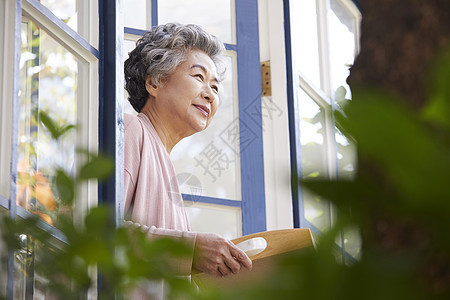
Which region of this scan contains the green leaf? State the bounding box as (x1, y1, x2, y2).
(79, 154, 114, 180)
(84, 206, 110, 231)
(339, 86, 450, 212)
(423, 47, 450, 129)
(55, 168, 75, 205)
(59, 124, 76, 137)
(39, 110, 60, 140)
(38, 111, 75, 140)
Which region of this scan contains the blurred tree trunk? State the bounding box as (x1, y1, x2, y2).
(347, 0, 450, 295)
(348, 0, 450, 109)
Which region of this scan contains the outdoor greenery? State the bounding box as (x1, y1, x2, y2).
(2, 46, 449, 299)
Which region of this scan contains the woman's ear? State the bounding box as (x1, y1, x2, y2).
(145, 76, 158, 97)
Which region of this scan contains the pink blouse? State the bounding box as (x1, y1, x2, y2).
(124, 113, 197, 275)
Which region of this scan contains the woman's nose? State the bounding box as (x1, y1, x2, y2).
(202, 86, 215, 103)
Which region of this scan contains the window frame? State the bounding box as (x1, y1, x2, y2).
(1, 0, 100, 298)
(284, 0, 361, 263)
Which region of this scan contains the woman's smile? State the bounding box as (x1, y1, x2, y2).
(193, 104, 210, 117)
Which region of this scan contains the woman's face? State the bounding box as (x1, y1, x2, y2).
(148, 49, 220, 138)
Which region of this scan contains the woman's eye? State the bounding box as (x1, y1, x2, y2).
(211, 85, 219, 93)
(195, 74, 204, 80)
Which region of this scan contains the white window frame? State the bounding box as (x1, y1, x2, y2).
(0, 0, 100, 298)
(288, 0, 361, 261)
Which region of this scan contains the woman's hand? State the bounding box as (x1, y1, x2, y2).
(193, 232, 252, 277)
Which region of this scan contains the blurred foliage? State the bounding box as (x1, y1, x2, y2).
(15, 108, 112, 228)
(0, 207, 195, 299)
(2, 48, 450, 299)
(2, 110, 195, 298)
(1, 136, 195, 298)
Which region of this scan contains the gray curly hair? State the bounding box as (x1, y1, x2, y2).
(124, 23, 226, 113)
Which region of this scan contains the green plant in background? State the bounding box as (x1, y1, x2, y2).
(15, 109, 78, 227)
(1, 207, 195, 299)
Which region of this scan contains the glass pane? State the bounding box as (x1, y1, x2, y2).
(334, 249, 344, 264)
(328, 0, 357, 101)
(304, 189, 330, 232)
(18, 19, 77, 228)
(171, 54, 240, 200)
(39, 0, 77, 32)
(33, 241, 57, 298)
(184, 201, 241, 239)
(124, 0, 147, 29)
(158, 0, 234, 44)
(344, 226, 362, 261)
(13, 234, 30, 299)
(0, 207, 8, 298)
(123, 38, 139, 116)
(298, 88, 328, 178)
(12, 235, 54, 299)
(332, 232, 345, 264)
(290, 0, 321, 88)
(336, 128, 357, 180)
(298, 87, 331, 231)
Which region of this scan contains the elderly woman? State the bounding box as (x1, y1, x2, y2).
(123, 23, 251, 285)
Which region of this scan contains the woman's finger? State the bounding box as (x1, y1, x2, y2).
(218, 264, 232, 277)
(229, 244, 252, 271)
(224, 254, 242, 274)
